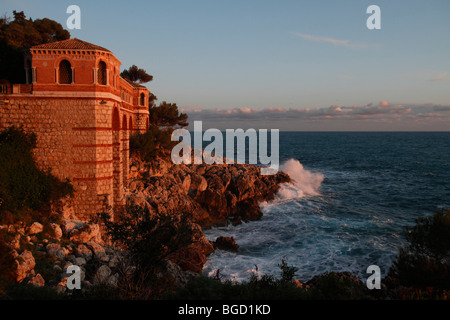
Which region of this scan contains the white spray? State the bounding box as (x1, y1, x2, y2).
(276, 159, 324, 200)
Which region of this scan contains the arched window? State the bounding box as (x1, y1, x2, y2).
(112, 107, 120, 131)
(140, 93, 145, 106)
(59, 60, 72, 84)
(98, 61, 107, 85)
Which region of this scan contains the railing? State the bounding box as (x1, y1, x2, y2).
(0, 84, 9, 94)
(0, 84, 32, 94)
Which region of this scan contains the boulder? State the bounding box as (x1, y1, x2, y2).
(46, 243, 69, 259)
(213, 236, 239, 252)
(50, 223, 63, 239)
(28, 222, 43, 235)
(28, 273, 45, 287)
(86, 241, 106, 259)
(74, 244, 93, 260)
(68, 223, 102, 244)
(93, 265, 111, 285)
(15, 250, 36, 283)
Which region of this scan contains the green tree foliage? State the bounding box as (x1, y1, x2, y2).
(166, 261, 369, 300)
(120, 65, 153, 84)
(97, 205, 195, 299)
(149, 101, 188, 129)
(388, 208, 450, 292)
(130, 101, 188, 161)
(0, 126, 73, 224)
(0, 11, 70, 83)
(99, 205, 193, 270)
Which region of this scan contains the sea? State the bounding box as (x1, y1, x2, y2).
(201, 132, 450, 282)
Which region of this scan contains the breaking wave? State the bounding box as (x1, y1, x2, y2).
(276, 159, 324, 200)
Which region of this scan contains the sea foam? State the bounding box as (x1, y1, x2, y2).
(276, 159, 324, 200)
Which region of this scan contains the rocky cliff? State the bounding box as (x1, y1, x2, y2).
(1, 156, 291, 296)
(127, 156, 290, 228)
(124, 156, 290, 274)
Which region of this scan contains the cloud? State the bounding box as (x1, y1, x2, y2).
(184, 102, 450, 125)
(430, 72, 448, 82)
(293, 32, 375, 49)
(293, 33, 349, 46)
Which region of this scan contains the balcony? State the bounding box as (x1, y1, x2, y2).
(0, 83, 33, 95)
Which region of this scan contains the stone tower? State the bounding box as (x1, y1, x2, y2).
(0, 38, 151, 219)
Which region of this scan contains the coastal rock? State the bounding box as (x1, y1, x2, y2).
(15, 250, 36, 283)
(213, 236, 239, 252)
(128, 155, 290, 229)
(46, 243, 69, 259)
(86, 241, 106, 259)
(28, 273, 45, 287)
(163, 260, 198, 287)
(74, 244, 93, 260)
(50, 223, 63, 240)
(68, 223, 102, 244)
(93, 265, 111, 285)
(124, 156, 290, 276)
(28, 222, 43, 235)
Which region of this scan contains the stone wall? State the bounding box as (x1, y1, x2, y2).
(0, 95, 133, 220)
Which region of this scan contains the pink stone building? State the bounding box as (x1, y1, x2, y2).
(0, 38, 151, 219)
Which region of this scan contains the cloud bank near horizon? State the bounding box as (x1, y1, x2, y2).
(181, 101, 450, 131)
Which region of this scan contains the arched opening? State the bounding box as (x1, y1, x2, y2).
(98, 61, 107, 85)
(59, 59, 72, 84)
(112, 107, 120, 131)
(122, 115, 127, 130)
(140, 93, 145, 106)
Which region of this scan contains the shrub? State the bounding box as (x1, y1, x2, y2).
(0, 126, 73, 224)
(1, 283, 66, 300)
(0, 235, 16, 294)
(388, 208, 450, 292)
(305, 271, 368, 300)
(129, 126, 174, 161)
(97, 204, 195, 299)
(98, 205, 194, 270)
(165, 259, 310, 300)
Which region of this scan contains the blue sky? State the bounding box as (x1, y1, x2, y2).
(3, 0, 450, 130)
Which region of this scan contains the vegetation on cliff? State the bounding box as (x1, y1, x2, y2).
(385, 208, 450, 299)
(0, 126, 73, 296)
(0, 11, 70, 84)
(130, 101, 188, 161)
(0, 126, 73, 225)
